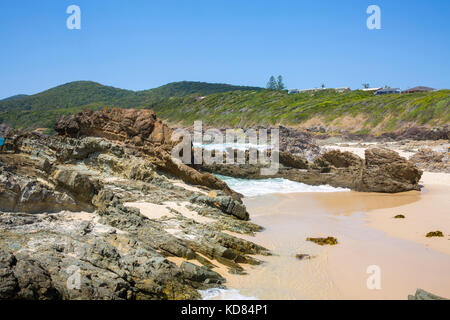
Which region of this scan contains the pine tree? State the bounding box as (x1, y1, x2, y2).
(276, 76, 285, 90)
(266, 76, 277, 90)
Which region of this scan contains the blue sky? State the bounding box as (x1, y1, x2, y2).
(0, 0, 449, 98)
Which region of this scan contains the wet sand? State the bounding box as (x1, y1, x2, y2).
(214, 173, 450, 300)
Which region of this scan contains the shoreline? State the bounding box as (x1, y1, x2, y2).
(208, 170, 450, 300)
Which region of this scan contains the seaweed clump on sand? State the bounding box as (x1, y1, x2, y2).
(306, 237, 338, 246)
(426, 231, 444, 238)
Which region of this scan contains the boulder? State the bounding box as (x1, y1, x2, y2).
(360, 148, 422, 192)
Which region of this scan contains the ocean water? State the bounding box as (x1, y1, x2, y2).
(215, 174, 350, 197)
(199, 288, 258, 300)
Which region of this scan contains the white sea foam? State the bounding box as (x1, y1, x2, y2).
(199, 288, 258, 300)
(194, 142, 269, 151)
(216, 174, 350, 197)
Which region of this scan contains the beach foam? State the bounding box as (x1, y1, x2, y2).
(216, 174, 350, 197)
(199, 288, 258, 300)
(194, 142, 269, 151)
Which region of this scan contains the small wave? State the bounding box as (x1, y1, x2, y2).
(215, 174, 350, 197)
(194, 142, 269, 151)
(199, 288, 258, 300)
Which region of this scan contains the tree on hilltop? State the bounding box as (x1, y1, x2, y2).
(276, 76, 285, 90)
(266, 76, 277, 90)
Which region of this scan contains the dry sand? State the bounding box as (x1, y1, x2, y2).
(214, 171, 450, 300)
(366, 172, 450, 255)
(124, 201, 214, 224)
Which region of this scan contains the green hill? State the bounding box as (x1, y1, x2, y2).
(0, 81, 448, 134)
(0, 81, 262, 129)
(147, 88, 450, 133)
(1, 94, 29, 101)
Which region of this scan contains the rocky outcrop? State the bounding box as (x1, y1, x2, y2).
(410, 148, 449, 173)
(55, 108, 173, 146)
(54, 108, 238, 200)
(359, 148, 423, 192)
(408, 288, 448, 300)
(202, 147, 423, 193)
(380, 125, 450, 141)
(0, 119, 269, 300)
(278, 126, 321, 161)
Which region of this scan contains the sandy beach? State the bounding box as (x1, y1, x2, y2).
(202, 170, 450, 300)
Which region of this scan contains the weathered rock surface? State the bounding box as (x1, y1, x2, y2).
(202, 147, 422, 193)
(359, 148, 422, 192)
(54, 108, 238, 200)
(410, 147, 449, 173)
(278, 126, 321, 161)
(0, 110, 270, 300)
(55, 108, 172, 146)
(381, 125, 450, 141)
(408, 288, 448, 300)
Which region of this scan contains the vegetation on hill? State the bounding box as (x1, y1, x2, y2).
(0, 80, 448, 134)
(0, 81, 262, 129)
(147, 89, 450, 133)
(1, 94, 29, 101)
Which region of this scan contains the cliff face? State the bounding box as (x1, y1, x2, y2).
(0, 109, 268, 300)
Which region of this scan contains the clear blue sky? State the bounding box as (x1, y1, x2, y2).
(0, 0, 449, 98)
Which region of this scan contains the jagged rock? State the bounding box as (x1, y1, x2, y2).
(314, 150, 363, 169)
(0, 249, 60, 300)
(278, 126, 321, 161)
(279, 151, 309, 169)
(381, 125, 450, 141)
(408, 288, 448, 300)
(191, 195, 249, 220)
(53, 169, 102, 204)
(0, 110, 272, 300)
(0, 163, 80, 213)
(180, 262, 225, 284)
(53, 108, 238, 199)
(202, 147, 422, 193)
(410, 148, 449, 173)
(55, 108, 172, 146)
(360, 148, 422, 192)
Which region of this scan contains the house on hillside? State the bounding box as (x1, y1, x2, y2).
(288, 89, 300, 94)
(334, 87, 350, 93)
(375, 88, 401, 95)
(362, 87, 382, 93)
(299, 88, 323, 93)
(402, 86, 435, 94)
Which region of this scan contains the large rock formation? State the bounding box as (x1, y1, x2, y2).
(0, 109, 270, 300)
(202, 147, 423, 193)
(54, 108, 239, 200)
(54, 108, 173, 146)
(359, 148, 423, 192)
